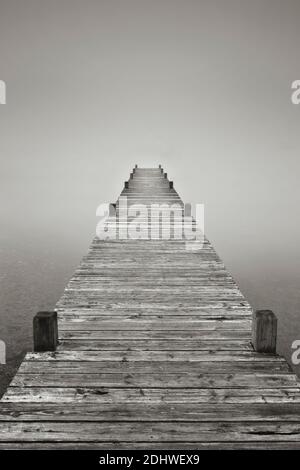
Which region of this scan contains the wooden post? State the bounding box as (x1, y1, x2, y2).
(135, 164, 138, 168)
(158, 164, 161, 168)
(133, 168, 135, 174)
(124, 181, 129, 189)
(164, 172, 167, 179)
(169, 181, 173, 189)
(252, 310, 277, 354)
(33, 311, 58, 352)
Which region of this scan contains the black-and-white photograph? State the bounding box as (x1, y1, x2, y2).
(1, 0, 300, 459)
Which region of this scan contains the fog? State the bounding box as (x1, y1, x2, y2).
(1, 0, 300, 391)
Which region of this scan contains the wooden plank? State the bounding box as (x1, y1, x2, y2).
(57, 303, 251, 313)
(2, 421, 300, 442)
(3, 387, 300, 403)
(23, 350, 286, 362)
(57, 319, 252, 332)
(59, 330, 252, 340)
(58, 314, 252, 321)
(57, 304, 252, 313)
(1, 402, 300, 422)
(10, 372, 298, 389)
(0, 442, 299, 449)
(56, 339, 252, 351)
(18, 360, 291, 374)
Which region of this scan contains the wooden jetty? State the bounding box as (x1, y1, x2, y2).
(1, 166, 300, 449)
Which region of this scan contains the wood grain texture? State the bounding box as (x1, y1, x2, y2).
(1, 166, 300, 449)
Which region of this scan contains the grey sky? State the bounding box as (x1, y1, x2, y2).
(0, 0, 300, 270)
(1, 0, 300, 378)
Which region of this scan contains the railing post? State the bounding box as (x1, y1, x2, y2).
(252, 310, 277, 354)
(33, 311, 58, 352)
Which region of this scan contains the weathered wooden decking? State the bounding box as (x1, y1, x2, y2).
(1, 167, 300, 449)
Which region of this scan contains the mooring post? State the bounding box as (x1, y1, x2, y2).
(33, 311, 58, 352)
(252, 309, 277, 354)
(169, 181, 173, 189)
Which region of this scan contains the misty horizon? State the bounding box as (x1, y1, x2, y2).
(1, 0, 300, 393)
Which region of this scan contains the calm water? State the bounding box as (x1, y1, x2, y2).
(0, 241, 82, 397)
(1, 239, 300, 397)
